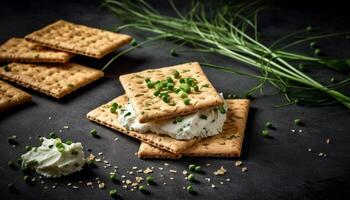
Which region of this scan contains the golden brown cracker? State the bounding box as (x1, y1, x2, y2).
(86, 95, 198, 154)
(0, 80, 32, 112)
(0, 38, 73, 63)
(0, 63, 104, 98)
(25, 20, 132, 58)
(119, 62, 224, 123)
(137, 99, 250, 158)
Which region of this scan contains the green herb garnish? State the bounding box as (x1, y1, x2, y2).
(110, 173, 118, 182)
(90, 129, 98, 138)
(172, 70, 180, 78)
(65, 140, 73, 145)
(56, 142, 65, 152)
(146, 176, 155, 184)
(183, 98, 190, 105)
(187, 174, 195, 182)
(138, 185, 147, 193)
(219, 106, 226, 114)
(262, 129, 270, 137)
(199, 115, 207, 120)
(186, 185, 194, 193)
(8, 135, 17, 145)
(25, 145, 32, 152)
(3, 65, 10, 72)
(265, 122, 273, 129)
(194, 165, 201, 173)
(189, 164, 196, 171)
(294, 118, 303, 126)
(109, 189, 118, 198)
(124, 112, 131, 117)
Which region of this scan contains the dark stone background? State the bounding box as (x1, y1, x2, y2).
(1, 0, 349, 199)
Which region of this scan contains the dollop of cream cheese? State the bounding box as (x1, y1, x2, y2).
(21, 138, 85, 178)
(118, 99, 227, 140)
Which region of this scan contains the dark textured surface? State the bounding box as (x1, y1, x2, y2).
(1, 0, 350, 199)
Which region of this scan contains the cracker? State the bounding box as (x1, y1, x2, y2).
(119, 62, 224, 123)
(0, 38, 73, 63)
(137, 99, 250, 158)
(25, 20, 132, 58)
(0, 63, 104, 98)
(86, 95, 198, 154)
(0, 80, 32, 112)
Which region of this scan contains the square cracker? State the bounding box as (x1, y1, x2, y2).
(0, 38, 73, 63)
(86, 95, 198, 154)
(119, 62, 224, 123)
(0, 63, 104, 98)
(137, 99, 250, 158)
(25, 20, 132, 58)
(0, 80, 32, 112)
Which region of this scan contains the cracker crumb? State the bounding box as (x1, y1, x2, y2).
(132, 166, 138, 170)
(63, 125, 69, 129)
(214, 166, 227, 175)
(308, 148, 312, 152)
(318, 152, 324, 157)
(220, 181, 224, 185)
(143, 167, 153, 174)
(226, 178, 231, 182)
(326, 138, 331, 144)
(164, 163, 169, 166)
(98, 182, 105, 189)
(126, 180, 132, 185)
(135, 176, 143, 183)
(169, 169, 177, 173)
(241, 167, 248, 172)
(211, 184, 216, 189)
(72, 185, 79, 189)
(158, 167, 164, 171)
(235, 160, 243, 166)
(205, 178, 211, 182)
(86, 182, 93, 186)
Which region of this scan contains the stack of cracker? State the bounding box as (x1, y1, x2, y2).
(87, 62, 250, 159)
(0, 20, 132, 111)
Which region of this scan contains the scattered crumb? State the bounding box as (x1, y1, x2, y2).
(226, 178, 231, 182)
(214, 166, 227, 176)
(205, 178, 211, 182)
(326, 138, 331, 144)
(206, 163, 211, 166)
(132, 166, 138, 170)
(164, 163, 169, 166)
(98, 182, 105, 189)
(72, 185, 79, 189)
(318, 152, 324, 157)
(308, 148, 312, 152)
(220, 181, 224, 185)
(182, 170, 188, 175)
(98, 152, 103, 156)
(169, 169, 177, 173)
(235, 160, 243, 167)
(211, 184, 216, 189)
(143, 167, 153, 174)
(158, 167, 164, 171)
(241, 167, 248, 172)
(126, 180, 132, 185)
(114, 137, 119, 141)
(86, 182, 93, 186)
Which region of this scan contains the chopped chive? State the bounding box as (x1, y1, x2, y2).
(146, 176, 154, 184)
(56, 142, 65, 152)
(90, 129, 98, 138)
(199, 115, 207, 120)
(109, 189, 118, 198)
(309, 41, 317, 48)
(167, 82, 174, 90)
(145, 78, 151, 83)
(131, 39, 138, 46)
(193, 84, 199, 91)
(194, 166, 201, 173)
(8, 135, 17, 145)
(186, 185, 194, 193)
(189, 164, 196, 171)
(262, 129, 269, 137)
(183, 98, 190, 105)
(170, 49, 179, 56)
(49, 132, 58, 139)
(155, 83, 163, 91)
(180, 83, 191, 93)
(219, 106, 226, 114)
(166, 76, 173, 83)
(314, 48, 321, 56)
(138, 185, 147, 193)
(153, 90, 160, 96)
(179, 90, 188, 98)
(3, 65, 10, 72)
(201, 83, 209, 88)
(187, 174, 195, 182)
(124, 112, 131, 117)
(162, 95, 169, 103)
(110, 173, 118, 182)
(294, 118, 303, 126)
(25, 145, 32, 152)
(110, 106, 117, 113)
(8, 161, 17, 170)
(168, 101, 176, 106)
(67, 84, 74, 88)
(147, 81, 155, 88)
(172, 70, 180, 78)
(179, 78, 185, 83)
(306, 26, 313, 32)
(65, 140, 73, 145)
(265, 122, 273, 129)
(175, 116, 183, 123)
